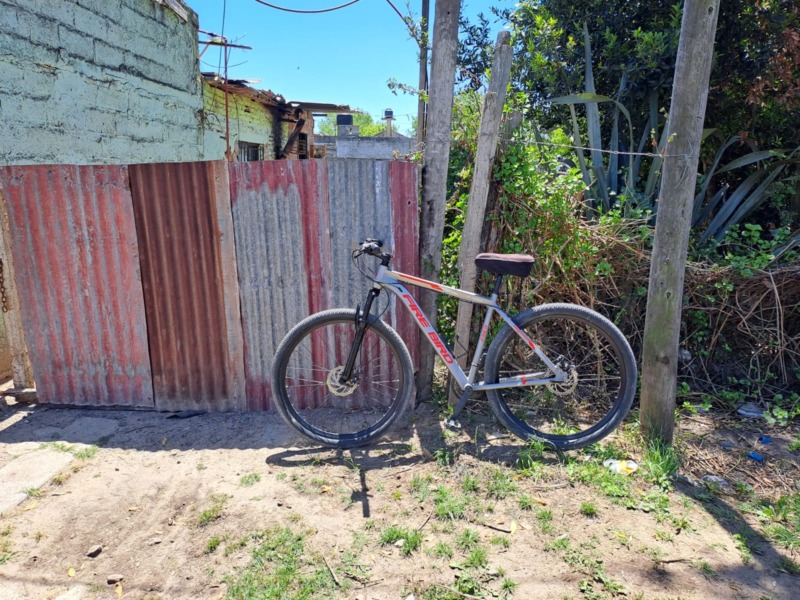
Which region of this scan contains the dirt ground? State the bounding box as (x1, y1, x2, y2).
(0, 396, 797, 600)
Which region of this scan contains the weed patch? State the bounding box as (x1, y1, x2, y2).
(0, 526, 14, 565)
(225, 525, 337, 599)
(239, 473, 261, 487)
(197, 493, 229, 527)
(380, 525, 422, 556)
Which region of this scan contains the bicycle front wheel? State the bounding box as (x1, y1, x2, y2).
(272, 308, 413, 448)
(484, 303, 637, 451)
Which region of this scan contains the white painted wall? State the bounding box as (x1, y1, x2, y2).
(335, 136, 415, 160)
(0, 0, 204, 165)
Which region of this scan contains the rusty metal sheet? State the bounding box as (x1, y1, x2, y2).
(129, 161, 245, 412)
(229, 159, 325, 410)
(230, 158, 420, 411)
(0, 165, 154, 407)
(389, 161, 421, 369)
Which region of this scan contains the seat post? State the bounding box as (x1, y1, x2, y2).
(492, 275, 504, 296)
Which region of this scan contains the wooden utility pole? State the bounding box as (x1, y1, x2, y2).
(417, 0, 461, 402)
(640, 0, 721, 443)
(416, 0, 430, 148)
(452, 31, 513, 376)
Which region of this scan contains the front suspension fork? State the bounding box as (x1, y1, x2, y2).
(340, 287, 380, 382)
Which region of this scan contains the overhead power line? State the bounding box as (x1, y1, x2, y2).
(252, 0, 361, 14)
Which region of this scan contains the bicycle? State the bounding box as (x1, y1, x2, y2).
(272, 239, 637, 450)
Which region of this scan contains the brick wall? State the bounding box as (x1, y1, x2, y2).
(0, 0, 203, 165)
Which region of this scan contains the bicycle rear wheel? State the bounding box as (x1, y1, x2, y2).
(484, 303, 637, 451)
(272, 308, 413, 448)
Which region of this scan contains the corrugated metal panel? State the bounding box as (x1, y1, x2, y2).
(389, 161, 421, 368)
(229, 158, 420, 411)
(0, 165, 154, 407)
(129, 161, 245, 412)
(229, 160, 323, 410)
(326, 159, 394, 307)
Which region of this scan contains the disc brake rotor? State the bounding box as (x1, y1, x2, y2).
(546, 364, 578, 396)
(326, 366, 358, 396)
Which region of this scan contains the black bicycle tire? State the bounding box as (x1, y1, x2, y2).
(484, 303, 637, 451)
(272, 308, 414, 448)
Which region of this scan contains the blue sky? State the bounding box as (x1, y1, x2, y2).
(186, 1, 511, 135)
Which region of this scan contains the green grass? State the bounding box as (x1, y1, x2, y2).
(239, 473, 261, 487)
(197, 493, 229, 527)
(535, 508, 555, 534)
(24, 487, 44, 499)
(380, 525, 423, 556)
(732, 533, 752, 564)
(544, 536, 570, 552)
(206, 536, 223, 554)
(517, 438, 545, 471)
(73, 445, 99, 460)
(461, 474, 479, 493)
(433, 448, 454, 466)
(411, 474, 433, 501)
(486, 468, 518, 499)
(429, 541, 454, 559)
(490, 535, 510, 548)
(763, 524, 800, 550)
(653, 529, 673, 542)
(692, 559, 717, 579)
(224, 525, 337, 599)
(463, 546, 488, 569)
(580, 501, 598, 517)
(39, 442, 99, 460)
(776, 556, 800, 575)
(39, 442, 73, 453)
(566, 460, 632, 500)
(642, 439, 680, 490)
(456, 528, 479, 551)
(518, 493, 534, 511)
(434, 486, 468, 521)
(0, 526, 14, 565)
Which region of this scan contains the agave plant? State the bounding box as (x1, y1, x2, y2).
(693, 137, 800, 243)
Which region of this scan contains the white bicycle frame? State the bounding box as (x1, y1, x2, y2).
(372, 265, 568, 391)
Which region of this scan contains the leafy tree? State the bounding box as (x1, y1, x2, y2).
(457, 0, 800, 234)
(315, 110, 386, 137)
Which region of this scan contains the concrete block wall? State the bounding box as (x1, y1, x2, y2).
(0, 0, 203, 165)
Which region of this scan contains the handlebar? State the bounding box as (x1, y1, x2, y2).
(356, 239, 392, 265)
(359, 238, 383, 256)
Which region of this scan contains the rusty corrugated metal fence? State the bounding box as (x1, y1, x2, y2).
(229, 159, 419, 410)
(129, 161, 246, 412)
(0, 165, 154, 407)
(0, 159, 419, 411)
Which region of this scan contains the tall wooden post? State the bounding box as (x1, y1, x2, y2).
(452, 31, 513, 380)
(640, 0, 721, 443)
(416, 0, 430, 148)
(417, 0, 461, 402)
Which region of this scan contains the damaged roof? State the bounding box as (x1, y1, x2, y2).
(201, 73, 351, 117)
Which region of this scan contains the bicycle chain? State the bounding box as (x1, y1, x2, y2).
(0, 259, 8, 312)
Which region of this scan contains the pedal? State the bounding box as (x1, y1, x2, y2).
(444, 418, 462, 430)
